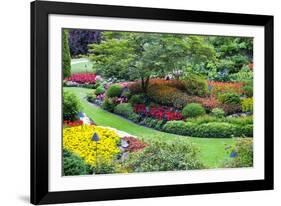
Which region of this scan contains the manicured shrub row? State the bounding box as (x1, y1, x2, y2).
(125, 140, 205, 172)
(186, 115, 253, 126)
(139, 117, 165, 130)
(163, 120, 253, 138)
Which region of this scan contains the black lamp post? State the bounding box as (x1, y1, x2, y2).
(91, 132, 100, 173)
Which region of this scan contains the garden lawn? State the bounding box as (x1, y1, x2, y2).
(71, 58, 93, 74)
(64, 87, 234, 168)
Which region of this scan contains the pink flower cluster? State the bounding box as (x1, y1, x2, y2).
(134, 104, 183, 121)
(96, 93, 105, 101)
(113, 97, 128, 104)
(66, 73, 96, 84)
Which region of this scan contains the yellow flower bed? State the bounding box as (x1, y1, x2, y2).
(63, 125, 120, 167)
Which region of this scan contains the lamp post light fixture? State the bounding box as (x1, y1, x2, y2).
(91, 132, 100, 174)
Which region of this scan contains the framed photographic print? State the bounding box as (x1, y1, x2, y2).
(31, 0, 274, 204)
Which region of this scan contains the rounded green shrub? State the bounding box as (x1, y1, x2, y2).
(106, 84, 123, 97)
(211, 108, 225, 118)
(95, 85, 105, 95)
(218, 92, 241, 104)
(129, 94, 145, 105)
(114, 103, 134, 118)
(63, 91, 81, 121)
(182, 103, 205, 118)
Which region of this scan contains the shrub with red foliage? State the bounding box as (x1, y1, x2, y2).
(189, 96, 219, 111)
(149, 79, 185, 90)
(65, 73, 96, 84)
(208, 81, 244, 96)
(128, 79, 185, 95)
(127, 81, 143, 94)
(123, 136, 148, 152)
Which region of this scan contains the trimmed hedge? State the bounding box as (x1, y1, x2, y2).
(163, 120, 253, 138)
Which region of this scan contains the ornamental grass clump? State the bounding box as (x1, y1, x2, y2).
(63, 125, 121, 167)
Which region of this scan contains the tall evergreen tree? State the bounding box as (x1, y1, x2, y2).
(63, 30, 71, 78)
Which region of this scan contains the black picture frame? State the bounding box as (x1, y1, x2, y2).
(31, 0, 274, 204)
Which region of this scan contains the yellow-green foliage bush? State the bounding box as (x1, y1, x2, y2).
(241, 97, 253, 113)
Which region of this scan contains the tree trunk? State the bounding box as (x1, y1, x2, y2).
(141, 76, 150, 94)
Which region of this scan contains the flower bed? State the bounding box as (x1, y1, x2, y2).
(65, 73, 96, 84)
(133, 104, 183, 121)
(64, 120, 84, 127)
(63, 125, 120, 167)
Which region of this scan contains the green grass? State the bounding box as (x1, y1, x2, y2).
(64, 87, 234, 168)
(71, 58, 93, 74)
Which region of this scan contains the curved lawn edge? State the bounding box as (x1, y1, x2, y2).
(64, 87, 234, 168)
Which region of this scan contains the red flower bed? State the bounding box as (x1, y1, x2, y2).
(208, 81, 244, 96)
(123, 136, 148, 152)
(64, 120, 84, 127)
(134, 104, 183, 121)
(65, 73, 96, 84)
